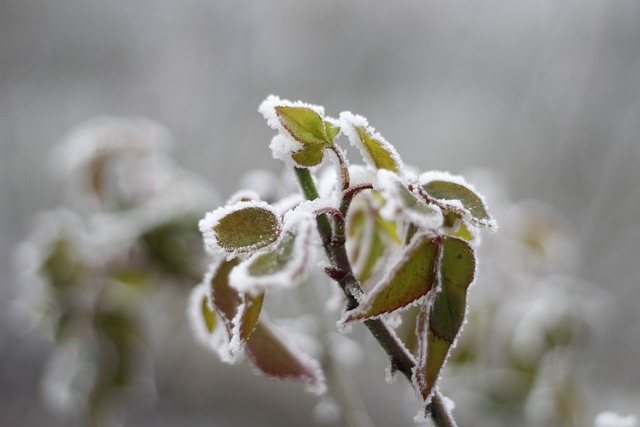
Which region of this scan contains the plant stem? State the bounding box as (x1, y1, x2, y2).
(428, 392, 458, 427)
(294, 167, 458, 427)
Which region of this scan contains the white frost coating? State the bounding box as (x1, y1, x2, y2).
(229, 209, 315, 294)
(269, 134, 304, 166)
(227, 300, 249, 358)
(376, 170, 443, 231)
(595, 412, 638, 427)
(187, 282, 234, 363)
(339, 111, 403, 174)
(385, 362, 399, 384)
(199, 200, 281, 257)
(316, 167, 342, 209)
(347, 164, 376, 188)
(412, 391, 458, 426)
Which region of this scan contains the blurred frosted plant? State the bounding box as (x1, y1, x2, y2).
(434, 172, 612, 427)
(13, 117, 216, 426)
(189, 96, 497, 426)
(594, 412, 638, 427)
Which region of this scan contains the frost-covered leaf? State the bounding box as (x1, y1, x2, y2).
(275, 106, 328, 145)
(291, 142, 326, 167)
(228, 291, 265, 357)
(347, 199, 400, 287)
(344, 236, 439, 322)
(442, 211, 477, 242)
(340, 112, 402, 174)
(377, 170, 442, 230)
(194, 259, 267, 361)
(245, 321, 326, 394)
(324, 120, 340, 143)
(199, 201, 281, 255)
(420, 171, 496, 229)
(416, 236, 475, 401)
(259, 96, 336, 168)
(210, 258, 242, 324)
(237, 293, 264, 342)
(230, 211, 314, 293)
(188, 281, 232, 362)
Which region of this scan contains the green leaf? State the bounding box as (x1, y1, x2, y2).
(354, 126, 402, 173)
(429, 236, 475, 340)
(238, 292, 264, 342)
(442, 211, 476, 242)
(422, 179, 495, 229)
(201, 295, 217, 333)
(245, 321, 325, 394)
(247, 231, 296, 277)
(212, 204, 281, 253)
(418, 236, 476, 400)
(344, 236, 439, 322)
(275, 106, 328, 145)
(324, 120, 340, 143)
(291, 142, 326, 167)
(41, 238, 83, 289)
(112, 269, 148, 287)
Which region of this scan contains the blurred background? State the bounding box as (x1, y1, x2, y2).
(1, 1, 639, 426)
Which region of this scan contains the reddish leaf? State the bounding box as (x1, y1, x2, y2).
(245, 321, 326, 394)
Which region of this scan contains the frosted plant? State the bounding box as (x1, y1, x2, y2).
(190, 96, 497, 425)
(13, 117, 215, 426)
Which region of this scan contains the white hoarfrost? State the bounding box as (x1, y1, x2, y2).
(268, 134, 304, 167)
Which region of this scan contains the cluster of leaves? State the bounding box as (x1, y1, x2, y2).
(190, 96, 496, 423)
(14, 117, 214, 424)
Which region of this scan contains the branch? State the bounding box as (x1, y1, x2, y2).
(295, 167, 415, 378)
(294, 167, 459, 427)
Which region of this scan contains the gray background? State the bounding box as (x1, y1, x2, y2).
(2, 0, 639, 425)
